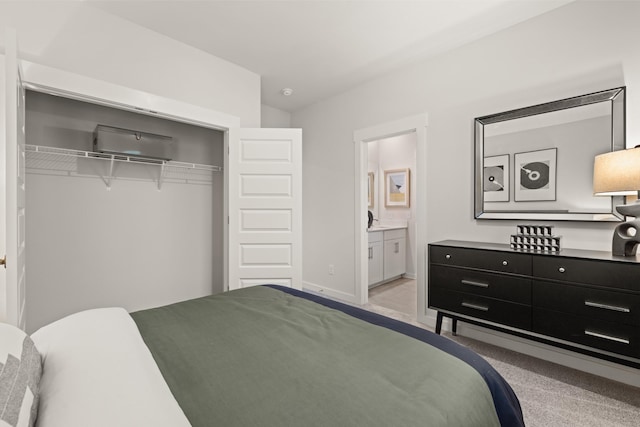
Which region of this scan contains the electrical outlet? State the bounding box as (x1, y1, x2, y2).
(328, 264, 335, 275)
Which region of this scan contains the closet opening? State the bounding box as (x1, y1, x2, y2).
(24, 90, 225, 332)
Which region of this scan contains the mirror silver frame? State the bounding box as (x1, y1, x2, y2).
(475, 87, 625, 221)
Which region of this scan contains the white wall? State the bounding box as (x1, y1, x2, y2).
(295, 0, 640, 383)
(26, 175, 216, 332)
(261, 104, 292, 128)
(296, 0, 640, 302)
(0, 2, 260, 126)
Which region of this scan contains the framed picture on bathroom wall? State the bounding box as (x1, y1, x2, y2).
(384, 168, 410, 208)
(368, 172, 375, 209)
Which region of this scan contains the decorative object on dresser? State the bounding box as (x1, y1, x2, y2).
(428, 240, 640, 368)
(510, 224, 560, 252)
(593, 145, 640, 256)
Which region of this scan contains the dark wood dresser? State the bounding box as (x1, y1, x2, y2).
(428, 240, 640, 367)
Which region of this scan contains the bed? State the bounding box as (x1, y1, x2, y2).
(2, 285, 524, 426)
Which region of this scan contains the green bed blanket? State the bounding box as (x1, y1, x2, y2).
(132, 286, 507, 426)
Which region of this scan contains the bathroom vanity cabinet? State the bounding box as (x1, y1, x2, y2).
(368, 228, 406, 288)
(368, 232, 384, 286)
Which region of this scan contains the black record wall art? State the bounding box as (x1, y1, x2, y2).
(483, 154, 510, 202)
(514, 148, 557, 202)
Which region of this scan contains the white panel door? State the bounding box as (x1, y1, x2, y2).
(0, 29, 27, 329)
(228, 128, 302, 290)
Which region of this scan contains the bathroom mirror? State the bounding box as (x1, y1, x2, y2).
(475, 87, 625, 221)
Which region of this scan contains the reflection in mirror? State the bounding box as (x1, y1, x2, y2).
(475, 87, 625, 221)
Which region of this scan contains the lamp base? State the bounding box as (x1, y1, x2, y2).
(612, 219, 640, 257)
(616, 200, 640, 218)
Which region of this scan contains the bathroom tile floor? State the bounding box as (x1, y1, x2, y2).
(367, 277, 417, 320)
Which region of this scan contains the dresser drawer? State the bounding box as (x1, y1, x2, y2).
(429, 288, 531, 331)
(430, 265, 531, 304)
(533, 256, 640, 292)
(430, 246, 531, 275)
(533, 281, 640, 326)
(533, 308, 639, 359)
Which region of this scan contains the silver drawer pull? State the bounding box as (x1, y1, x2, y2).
(584, 301, 630, 313)
(461, 302, 489, 312)
(584, 330, 630, 345)
(502, 260, 508, 266)
(445, 254, 451, 259)
(461, 279, 489, 288)
(558, 267, 566, 273)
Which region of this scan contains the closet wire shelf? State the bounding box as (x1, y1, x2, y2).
(25, 145, 222, 190)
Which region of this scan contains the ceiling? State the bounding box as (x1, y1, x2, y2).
(89, 0, 573, 113)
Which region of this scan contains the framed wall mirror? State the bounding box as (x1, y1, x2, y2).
(475, 87, 625, 221)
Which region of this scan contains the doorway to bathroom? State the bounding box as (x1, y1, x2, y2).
(353, 114, 428, 324)
(365, 132, 417, 320)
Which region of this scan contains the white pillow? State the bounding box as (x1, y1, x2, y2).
(0, 323, 41, 427)
(31, 308, 191, 427)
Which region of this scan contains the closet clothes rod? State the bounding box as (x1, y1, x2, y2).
(25, 144, 222, 190)
(25, 144, 222, 171)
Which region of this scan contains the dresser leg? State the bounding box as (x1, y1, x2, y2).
(452, 318, 458, 336)
(435, 312, 443, 335)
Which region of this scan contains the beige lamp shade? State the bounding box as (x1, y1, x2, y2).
(593, 147, 640, 196)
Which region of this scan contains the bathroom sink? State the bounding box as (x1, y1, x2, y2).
(368, 224, 408, 231)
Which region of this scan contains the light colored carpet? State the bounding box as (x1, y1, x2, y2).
(364, 279, 640, 427)
(449, 334, 640, 427)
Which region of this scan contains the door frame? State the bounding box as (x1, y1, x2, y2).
(1, 29, 22, 327)
(353, 113, 428, 322)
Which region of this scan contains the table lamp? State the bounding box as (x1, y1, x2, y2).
(593, 146, 640, 256)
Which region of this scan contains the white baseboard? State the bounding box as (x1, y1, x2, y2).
(301, 281, 358, 304)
